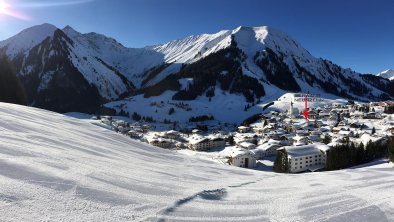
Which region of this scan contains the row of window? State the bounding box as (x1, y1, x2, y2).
(295, 160, 323, 165)
(294, 155, 322, 161)
(294, 162, 323, 169)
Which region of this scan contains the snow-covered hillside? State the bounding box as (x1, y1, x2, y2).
(377, 69, 394, 80)
(0, 103, 393, 221)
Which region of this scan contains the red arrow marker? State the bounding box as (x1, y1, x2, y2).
(304, 95, 309, 120)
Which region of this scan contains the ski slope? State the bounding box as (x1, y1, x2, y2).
(0, 103, 393, 221)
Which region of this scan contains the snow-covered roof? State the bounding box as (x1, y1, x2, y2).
(285, 144, 330, 158)
(146, 137, 172, 143)
(226, 147, 254, 158)
(239, 142, 256, 149)
(255, 140, 282, 151)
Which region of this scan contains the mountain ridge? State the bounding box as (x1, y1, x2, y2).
(0, 23, 393, 116)
(377, 69, 394, 80)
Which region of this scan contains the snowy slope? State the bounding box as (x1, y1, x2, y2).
(377, 69, 394, 80)
(0, 23, 57, 59)
(63, 26, 164, 88)
(1, 103, 394, 221)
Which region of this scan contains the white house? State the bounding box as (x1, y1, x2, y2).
(238, 126, 250, 133)
(101, 117, 112, 126)
(227, 148, 256, 169)
(188, 136, 226, 151)
(282, 144, 330, 173)
(252, 140, 283, 159)
(239, 142, 256, 150)
(147, 137, 173, 149)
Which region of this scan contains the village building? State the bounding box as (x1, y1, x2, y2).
(188, 136, 226, 151)
(308, 110, 318, 119)
(291, 134, 308, 146)
(147, 137, 173, 149)
(308, 131, 322, 142)
(127, 130, 141, 139)
(238, 126, 251, 133)
(176, 142, 187, 149)
(365, 112, 381, 119)
(280, 144, 330, 173)
(253, 140, 283, 158)
(101, 117, 112, 125)
(239, 142, 256, 150)
(156, 130, 180, 140)
(227, 148, 256, 169)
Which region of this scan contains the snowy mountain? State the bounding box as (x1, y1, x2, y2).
(0, 23, 57, 59)
(0, 24, 393, 115)
(377, 69, 394, 80)
(0, 102, 394, 221)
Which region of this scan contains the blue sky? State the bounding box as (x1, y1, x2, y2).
(0, 0, 393, 74)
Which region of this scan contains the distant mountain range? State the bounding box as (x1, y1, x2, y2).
(377, 69, 394, 81)
(0, 23, 393, 115)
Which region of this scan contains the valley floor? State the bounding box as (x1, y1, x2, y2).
(0, 103, 393, 221)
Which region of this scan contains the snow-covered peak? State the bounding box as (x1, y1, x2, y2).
(0, 23, 58, 58)
(62, 25, 81, 39)
(377, 69, 394, 80)
(150, 25, 314, 65)
(232, 25, 312, 59)
(152, 29, 233, 64)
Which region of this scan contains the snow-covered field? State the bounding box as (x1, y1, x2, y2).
(0, 102, 393, 221)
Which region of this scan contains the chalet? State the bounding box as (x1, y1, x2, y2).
(291, 134, 308, 146)
(127, 130, 141, 139)
(176, 142, 187, 149)
(338, 130, 354, 137)
(156, 130, 180, 140)
(227, 148, 256, 169)
(308, 110, 318, 119)
(281, 144, 330, 173)
(112, 120, 128, 128)
(365, 112, 381, 119)
(239, 142, 256, 150)
(253, 140, 283, 158)
(147, 137, 173, 149)
(238, 126, 251, 133)
(101, 117, 112, 126)
(188, 136, 226, 151)
(350, 111, 364, 119)
(192, 129, 201, 134)
(252, 126, 264, 134)
(318, 110, 330, 119)
(308, 131, 322, 142)
(268, 129, 287, 140)
(285, 125, 297, 133)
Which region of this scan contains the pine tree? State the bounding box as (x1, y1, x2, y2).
(388, 137, 394, 163)
(323, 134, 332, 145)
(274, 150, 289, 173)
(168, 107, 175, 115)
(371, 127, 376, 135)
